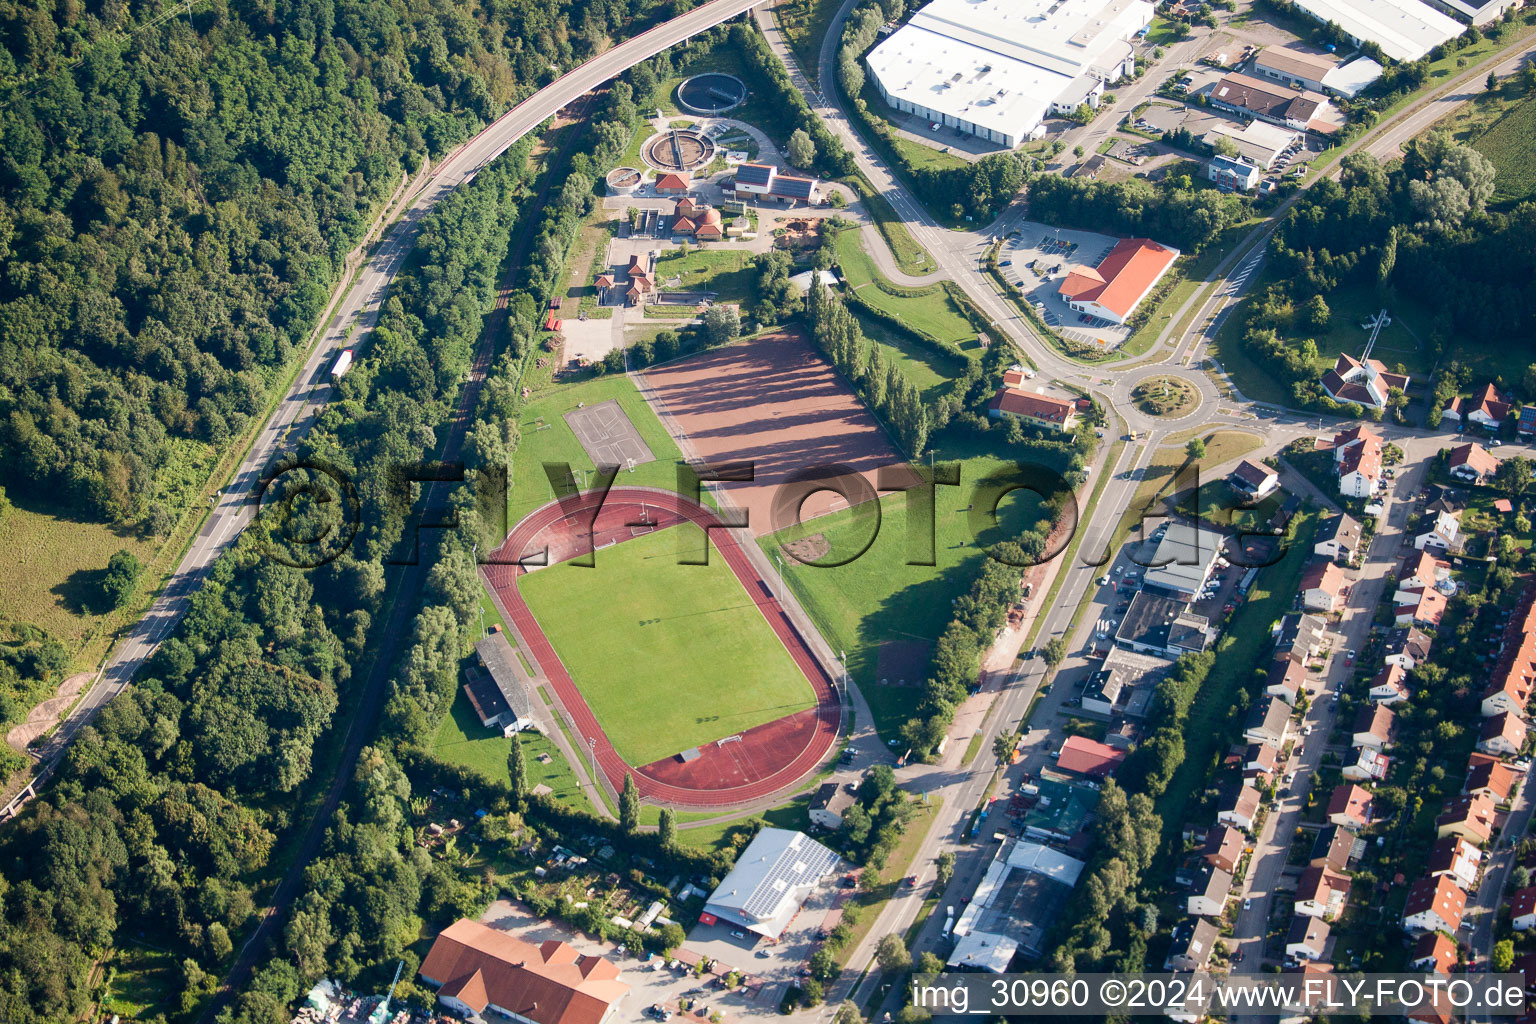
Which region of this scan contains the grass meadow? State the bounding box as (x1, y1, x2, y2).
(518, 522, 816, 765)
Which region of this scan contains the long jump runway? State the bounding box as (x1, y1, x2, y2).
(483, 486, 840, 809)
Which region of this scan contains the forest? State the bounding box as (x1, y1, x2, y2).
(1024, 170, 1249, 255)
(0, 0, 678, 529)
(1241, 133, 1536, 416)
(0, 1, 721, 1018)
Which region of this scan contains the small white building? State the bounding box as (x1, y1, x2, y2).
(809, 782, 857, 831)
(1285, 916, 1330, 961)
(1510, 887, 1536, 931)
(1414, 509, 1462, 553)
(1188, 865, 1232, 918)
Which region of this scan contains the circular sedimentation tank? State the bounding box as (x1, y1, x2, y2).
(676, 72, 746, 115)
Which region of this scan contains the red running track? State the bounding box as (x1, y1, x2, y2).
(483, 486, 841, 809)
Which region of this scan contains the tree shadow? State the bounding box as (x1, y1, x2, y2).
(53, 568, 109, 616)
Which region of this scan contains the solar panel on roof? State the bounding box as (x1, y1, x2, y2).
(736, 163, 775, 185)
(737, 837, 839, 919)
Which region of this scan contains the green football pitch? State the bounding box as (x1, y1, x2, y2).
(517, 522, 816, 766)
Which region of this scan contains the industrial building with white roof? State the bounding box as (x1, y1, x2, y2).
(698, 828, 840, 939)
(1289, 0, 1463, 61)
(865, 0, 1153, 147)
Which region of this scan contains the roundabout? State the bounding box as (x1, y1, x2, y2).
(483, 486, 841, 809)
(1129, 373, 1201, 420)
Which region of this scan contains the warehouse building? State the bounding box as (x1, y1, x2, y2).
(1425, 0, 1520, 25)
(699, 829, 839, 939)
(866, 0, 1153, 147)
(1057, 237, 1179, 325)
(948, 839, 1087, 968)
(1288, 0, 1462, 61)
(1201, 119, 1300, 169)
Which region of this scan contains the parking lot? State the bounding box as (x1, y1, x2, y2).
(1001, 222, 1133, 349)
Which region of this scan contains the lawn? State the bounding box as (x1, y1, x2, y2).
(857, 317, 971, 401)
(0, 494, 165, 660)
(0, 433, 217, 673)
(103, 941, 179, 1020)
(518, 522, 816, 765)
(1209, 273, 1529, 409)
(565, 214, 619, 321)
(762, 436, 1060, 741)
(430, 690, 588, 806)
(618, 124, 658, 174)
(774, 0, 844, 87)
(835, 229, 981, 350)
(833, 798, 941, 970)
(1119, 429, 1266, 530)
(509, 374, 686, 528)
(845, 174, 938, 276)
(1143, 16, 1187, 47)
(652, 247, 756, 302)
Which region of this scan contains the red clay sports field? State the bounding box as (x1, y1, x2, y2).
(483, 486, 841, 809)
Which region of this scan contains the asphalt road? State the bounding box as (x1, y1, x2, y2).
(0, 0, 770, 823)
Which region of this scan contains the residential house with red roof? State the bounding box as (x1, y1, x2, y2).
(1218, 784, 1262, 832)
(1383, 626, 1433, 670)
(1327, 783, 1372, 829)
(1244, 742, 1280, 784)
(1285, 916, 1330, 961)
(1294, 865, 1351, 920)
(1436, 792, 1497, 844)
(1409, 932, 1458, 974)
(1394, 586, 1447, 629)
(1055, 735, 1126, 778)
(1300, 559, 1347, 613)
(1483, 583, 1536, 717)
(1427, 834, 1482, 890)
(1229, 459, 1279, 498)
(1443, 383, 1511, 431)
(1057, 238, 1180, 325)
(1310, 825, 1359, 872)
(1399, 551, 1451, 594)
(1265, 652, 1308, 705)
(1188, 865, 1232, 918)
(1447, 441, 1500, 484)
(654, 172, 691, 193)
(1342, 746, 1389, 782)
(420, 919, 630, 1024)
(1203, 824, 1246, 874)
(1465, 756, 1519, 804)
(1402, 874, 1467, 934)
(1479, 710, 1527, 757)
(1333, 424, 1384, 498)
(1512, 887, 1536, 931)
(1368, 663, 1410, 705)
(1321, 354, 1409, 410)
(987, 387, 1079, 432)
(1352, 704, 1396, 751)
(1314, 512, 1362, 563)
(1414, 508, 1462, 554)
